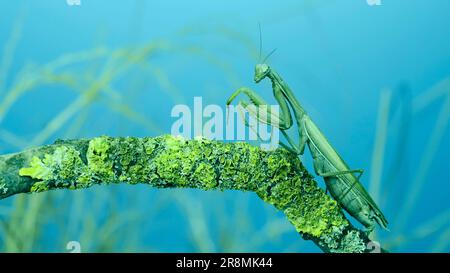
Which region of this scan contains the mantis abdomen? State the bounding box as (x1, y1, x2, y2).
(303, 116, 388, 230)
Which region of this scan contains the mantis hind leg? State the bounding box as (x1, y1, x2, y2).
(320, 169, 365, 201)
(320, 169, 364, 179)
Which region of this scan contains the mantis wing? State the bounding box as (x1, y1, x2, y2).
(303, 116, 388, 228)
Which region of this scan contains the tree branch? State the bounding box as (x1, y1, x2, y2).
(0, 135, 384, 253)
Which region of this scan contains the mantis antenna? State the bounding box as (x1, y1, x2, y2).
(262, 48, 277, 63)
(259, 22, 263, 62)
(258, 23, 277, 64)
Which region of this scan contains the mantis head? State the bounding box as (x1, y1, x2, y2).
(254, 63, 270, 83)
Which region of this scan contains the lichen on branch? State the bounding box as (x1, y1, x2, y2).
(0, 135, 375, 253)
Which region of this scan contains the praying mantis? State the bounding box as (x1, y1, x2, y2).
(227, 62, 389, 233)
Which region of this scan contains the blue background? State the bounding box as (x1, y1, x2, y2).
(0, 0, 449, 252)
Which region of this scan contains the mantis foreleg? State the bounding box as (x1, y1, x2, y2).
(227, 87, 293, 130)
(280, 130, 304, 154)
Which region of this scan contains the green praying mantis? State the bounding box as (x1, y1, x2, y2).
(226, 59, 389, 233)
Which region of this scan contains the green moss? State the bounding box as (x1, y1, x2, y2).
(51, 146, 87, 181)
(334, 230, 366, 253)
(214, 142, 258, 191)
(19, 146, 89, 190)
(76, 173, 92, 188)
(30, 181, 49, 193)
(266, 176, 302, 208)
(252, 149, 349, 239)
(321, 225, 346, 250)
(15, 135, 357, 251)
(86, 136, 114, 181)
(125, 164, 145, 184)
(109, 137, 144, 183)
(152, 136, 190, 187)
(193, 162, 217, 190)
(143, 138, 157, 155)
(19, 156, 52, 180)
(266, 153, 290, 176)
(284, 187, 348, 238)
